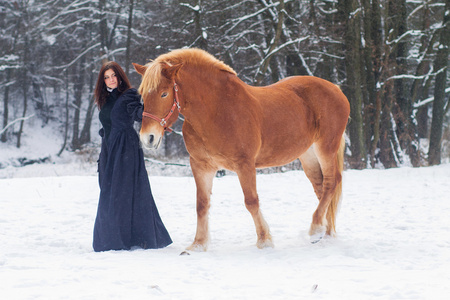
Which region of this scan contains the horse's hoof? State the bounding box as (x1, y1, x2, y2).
(310, 233, 324, 244)
(256, 238, 274, 249)
(179, 250, 191, 256)
(309, 224, 326, 244)
(186, 243, 208, 252)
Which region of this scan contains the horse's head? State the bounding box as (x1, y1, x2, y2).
(134, 48, 237, 150)
(133, 61, 182, 150)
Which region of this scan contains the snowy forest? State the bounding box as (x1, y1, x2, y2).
(0, 0, 449, 170)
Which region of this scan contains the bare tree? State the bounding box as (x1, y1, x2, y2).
(429, 0, 450, 165)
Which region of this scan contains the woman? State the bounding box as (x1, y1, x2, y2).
(93, 61, 172, 252)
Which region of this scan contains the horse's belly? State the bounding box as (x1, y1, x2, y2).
(255, 142, 311, 169)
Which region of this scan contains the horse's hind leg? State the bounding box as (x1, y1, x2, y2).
(299, 146, 327, 242)
(299, 146, 324, 200)
(186, 157, 216, 251)
(300, 143, 343, 242)
(236, 164, 273, 249)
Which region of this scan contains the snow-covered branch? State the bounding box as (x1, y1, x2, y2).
(55, 42, 101, 71)
(261, 36, 310, 62)
(222, 3, 278, 35)
(0, 115, 35, 135)
(414, 87, 450, 108)
(386, 67, 447, 82)
(179, 3, 200, 12)
(386, 30, 423, 45)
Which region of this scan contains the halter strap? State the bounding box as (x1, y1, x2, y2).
(142, 80, 181, 133)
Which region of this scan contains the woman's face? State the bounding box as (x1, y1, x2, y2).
(104, 69, 118, 90)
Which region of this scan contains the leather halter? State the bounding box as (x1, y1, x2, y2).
(142, 80, 181, 133)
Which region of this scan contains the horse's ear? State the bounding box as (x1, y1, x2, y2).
(161, 63, 183, 80)
(133, 63, 147, 76)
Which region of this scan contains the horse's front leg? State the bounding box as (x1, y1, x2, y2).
(186, 157, 216, 252)
(236, 165, 273, 249)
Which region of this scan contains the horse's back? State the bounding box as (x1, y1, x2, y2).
(256, 76, 350, 133)
(269, 76, 348, 107)
(247, 76, 349, 167)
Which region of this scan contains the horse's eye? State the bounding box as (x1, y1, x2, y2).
(161, 92, 168, 98)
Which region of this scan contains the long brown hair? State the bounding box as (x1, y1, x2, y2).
(94, 61, 132, 109)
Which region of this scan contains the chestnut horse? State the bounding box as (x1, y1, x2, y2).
(133, 48, 350, 251)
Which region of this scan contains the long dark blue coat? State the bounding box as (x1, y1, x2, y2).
(93, 88, 172, 252)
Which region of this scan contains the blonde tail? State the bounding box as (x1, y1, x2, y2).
(326, 135, 345, 236)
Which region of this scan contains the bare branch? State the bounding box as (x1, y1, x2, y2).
(0, 115, 35, 135)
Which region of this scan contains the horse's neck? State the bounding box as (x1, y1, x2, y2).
(179, 68, 250, 122)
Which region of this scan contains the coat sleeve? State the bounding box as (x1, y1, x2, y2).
(124, 89, 144, 122)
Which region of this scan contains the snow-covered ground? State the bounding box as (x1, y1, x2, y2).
(1, 123, 450, 299)
(1, 149, 450, 299)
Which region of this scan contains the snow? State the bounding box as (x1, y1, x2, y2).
(1, 123, 450, 299)
(179, 3, 200, 12)
(0, 54, 19, 62)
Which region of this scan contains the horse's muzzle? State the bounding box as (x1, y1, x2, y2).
(140, 133, 162, 150)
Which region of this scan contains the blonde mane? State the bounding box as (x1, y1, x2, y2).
(138, 48, 236, 96)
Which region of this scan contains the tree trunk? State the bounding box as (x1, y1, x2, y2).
(428, 0, 450, 165)
(368, 0, 383, 167)
(71, 61, 84, 150)
(99, 0, 108, 63)
(410, 2, 435, 139)
(193, 0, 208, 51)
(255, 0, 284, 85)
(378, 79, 398, 168)
(1, 17, 19, 143)
(308, 0, 334, 81)
(125, 0, 134, 76)
(58, 70, 70, 156)
(17, 35, 30, 148)
(378, 0, 420, 168)
(339, 0, 366, 169)
(1, 67, 12, 143)
(378, 0, 402, 168)
(391, 0, 420, 167)
(79, 71, 96, 145)
(362, 0, 377, 165)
